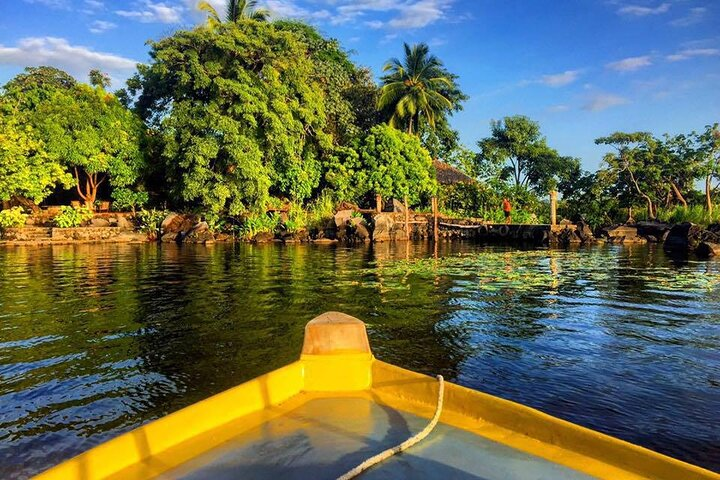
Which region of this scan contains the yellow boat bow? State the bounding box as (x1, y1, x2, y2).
(35, 312, 719, 480)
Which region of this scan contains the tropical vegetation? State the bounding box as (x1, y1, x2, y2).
(0, 4, 717, 234)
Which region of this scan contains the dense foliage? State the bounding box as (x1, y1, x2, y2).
(127, 21, 337, 215)
(53, 205, 94, 228)
(325, 124, 437, 205)
(0, 66, 146, 208)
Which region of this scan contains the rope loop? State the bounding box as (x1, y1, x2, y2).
(336, 374, 445, 480)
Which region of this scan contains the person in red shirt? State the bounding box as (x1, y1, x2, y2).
(502, 198, 512, 224)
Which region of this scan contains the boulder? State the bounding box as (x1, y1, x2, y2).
(664, 222, 704, 252)
(161, 232, 180, 243)
(391, 198, 406, 213)
(575, 221, 595, 243)
(372, 213, 395, 242)
(348, 217, 370, 242)
(183, 222, 214, 243)
(90, 217, 111, 227)
(636, 221, 671, 242)
(116, 215, 134, 230)
(161, 213, 198, 235)
(253, 231, 275, 243)
(696, 241, 720, 258)
(600, 225, 646, 244)
(334, 209, 353, 228)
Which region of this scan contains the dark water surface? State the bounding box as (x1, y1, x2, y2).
(0, 242, 718, 478)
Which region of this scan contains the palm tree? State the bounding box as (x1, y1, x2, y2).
(198, 0, 270, 27)
(378, 43, 454, 135)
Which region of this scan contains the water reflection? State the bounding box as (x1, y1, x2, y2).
(0, 242, 718, 478)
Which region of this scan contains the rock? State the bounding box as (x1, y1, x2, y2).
(90, 217, 110, 227)
(664, 222, 704, 252)
(372, 213, 395, 242)
(348, 217, 370, 242)
(575, 221, 595, 244)
(161, 232, 180, 243)
(696, 242, 720, 258)
(183, 222, 214, 243)
(313, 238, 338, 244)
(391, 198, 406, 213)
(600, 225, 646, 244)
(116, 215, 134, 230)
(708, 223, 720, 235)
(636, 221, 671, 242)
(214, 233, 231, 242)
(559, 218, 573, 225)
(161, 213, 198, 235)
(334, 209, 353, 228)
(253, 231, 275, 243)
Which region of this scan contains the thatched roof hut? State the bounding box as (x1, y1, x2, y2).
(433, 159, 474, 185)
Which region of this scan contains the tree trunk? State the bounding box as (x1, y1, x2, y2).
(670, 181, 688, 208)
(627, 167, 655, 220)
(74, 168, 105, 209)
(707, 175, 714, 216)
(407, 117, 413, 136)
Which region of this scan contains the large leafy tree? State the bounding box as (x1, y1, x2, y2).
(274, 21, 380, 146)
(0, 114, 72, 206)
(1, 66, 144, 207)
(325, 124, 437, 204)
(378, 43, 464, 136)
(198, 0, 269, 26)
(37, 85, 146, 207)
(476, 116, 579, 195)
(695, 124, 720, 215)
(127, 21, 335, 215)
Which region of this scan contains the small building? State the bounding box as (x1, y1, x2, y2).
(433, 159, 474, 185)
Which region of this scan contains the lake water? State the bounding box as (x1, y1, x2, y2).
(0, 242, 718, 478)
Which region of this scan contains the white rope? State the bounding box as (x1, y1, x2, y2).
(336, 375, 445, 480)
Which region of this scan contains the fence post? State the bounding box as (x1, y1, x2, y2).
(550, 190, 557, 226)
(432, 196, 439, 243)
(404, 196, 410, 241)
(376, 194, 382, 213)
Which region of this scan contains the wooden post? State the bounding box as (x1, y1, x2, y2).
(376, 194, 382, 213)
(432, 196, 439, 243)
(404, 196, 410, 241)
(550, 190, 557, 226)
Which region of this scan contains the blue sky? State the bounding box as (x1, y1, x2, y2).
(1, 0, 718, 171)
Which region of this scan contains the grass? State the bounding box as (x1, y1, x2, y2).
(635, 205, 720, 226)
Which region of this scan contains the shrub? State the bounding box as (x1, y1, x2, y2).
(135, 208, 166, 238)
(112, 189, 149, 213)
(54, 205, 93, 228)
(0, 207, 28, 229)
(238, 213, 280, 241)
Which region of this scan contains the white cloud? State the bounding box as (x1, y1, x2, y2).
(583, 93, 629, 111)
(0, 37, 138, 84)
(617, 3, 670, 16)
(330, 0, 452, 29)
(85, 0, 104, 9)
(541, 70, 581, 87)
(670, 7, 707, 27)
(364, 20, 384, 29)
(547, 104, 569, 113)
(265, 0, 331, 20)
(666, 48, 720, 61)
(22, 0, 70, 8)
(89, 20, 117, 33)
(116, 1, 185, 23)
(388, 0, 450, 28)
(606, 55, 652, 72)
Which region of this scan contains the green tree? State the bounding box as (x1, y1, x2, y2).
(595, 132, 658, 219)
(695, 124, 720, 215)
(2, 66, 146, 208)
(378, 43, 463, 135)
(127, 21, 334, 215)
(326, 124, 437, 204)
(476, 116, 579, 195)
(0, 114, 72, 206)
(198, 0, 269, 26)
(88, 69, 111, 89)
